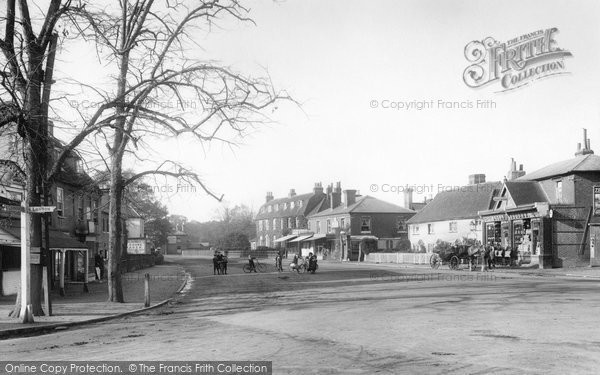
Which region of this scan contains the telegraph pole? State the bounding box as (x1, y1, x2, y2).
(20, 189, 33, 323)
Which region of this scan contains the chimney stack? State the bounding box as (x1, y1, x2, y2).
(326, 183, 333, 195)
(288, 189, 296, 198)
(404, 188, 414, 210)
(507, 158, 526, 180)
(313, 182, 324, 195)
(576, 128, 594, 156)
(343, 190, 357, 208)
(469, 174, 486, 185)
(330, 182, 342, 209)
(266, 192, 274, 203)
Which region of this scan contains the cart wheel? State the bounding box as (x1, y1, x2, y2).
(449, 256, 459, 270)
(430, 253, 441, 269)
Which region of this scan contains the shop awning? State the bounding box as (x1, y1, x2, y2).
(308, 234, 328, 241)
(350, 235, 379, 241)
(289, 234, 313, 243)
(49, 230, 88, 250)
(274, 234, 297, 243)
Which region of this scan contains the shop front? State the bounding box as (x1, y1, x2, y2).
(480, 203, 553, 268)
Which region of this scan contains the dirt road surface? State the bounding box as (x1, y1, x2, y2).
(1, 256, 599, 374)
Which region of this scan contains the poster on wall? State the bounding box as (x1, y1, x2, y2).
(594, 186, 600, 216)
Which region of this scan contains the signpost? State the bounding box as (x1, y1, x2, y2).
(19, 204, 55, 323)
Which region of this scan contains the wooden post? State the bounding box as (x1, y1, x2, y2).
(83, 250, 89, 293)
(20, 194, 33, 323)
(59, 250, 65, 296)
(42, 266, 50, 315)
(144, 273, 150, 307)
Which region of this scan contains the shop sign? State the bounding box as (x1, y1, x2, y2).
(507, 211, 539, 220)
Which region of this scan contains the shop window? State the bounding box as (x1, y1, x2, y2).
(360, 217, 371, 233)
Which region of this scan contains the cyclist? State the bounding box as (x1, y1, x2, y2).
(248, 253, 257, 272)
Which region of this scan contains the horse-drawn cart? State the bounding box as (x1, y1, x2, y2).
(429, 245, 482, 270)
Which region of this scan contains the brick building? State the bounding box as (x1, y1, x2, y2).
(254, 182, 327, 248)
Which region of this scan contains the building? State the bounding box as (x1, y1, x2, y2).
(304, 187, 415, 261)
(407, 175, 502, 252)
(254, 182, 327, 248)
(480, 130, 600, 268)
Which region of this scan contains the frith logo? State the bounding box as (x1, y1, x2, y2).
(463, 28, 572, 92)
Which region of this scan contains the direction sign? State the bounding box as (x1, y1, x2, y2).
(28, 206, 56, 213)
(1, 205, 23, 212)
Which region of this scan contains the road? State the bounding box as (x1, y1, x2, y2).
(2, 256, 600, 374)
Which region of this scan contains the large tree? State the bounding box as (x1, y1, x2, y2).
(54, 1, 289, 302)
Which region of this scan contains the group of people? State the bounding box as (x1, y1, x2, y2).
(481, 245, 519, 271)
(213, 252, 228, 275)
(290, 252, 318, 273)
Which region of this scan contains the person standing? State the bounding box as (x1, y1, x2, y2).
(94, 251, 105, 281)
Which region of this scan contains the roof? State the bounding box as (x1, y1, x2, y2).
(255, 192, 326, 220)
(518, 153, 600, 181)
(504, 181, 548, 206)
(0, 225, 87, 249)
(308, 195, 414, 218)
(407, 182, 502, 224)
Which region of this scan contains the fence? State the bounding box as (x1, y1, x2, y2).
(365, 252, 431, 265)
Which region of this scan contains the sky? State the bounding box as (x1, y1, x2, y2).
(54, 0, 600, 222)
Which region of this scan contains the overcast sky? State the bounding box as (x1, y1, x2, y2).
(56, 0, 600, 222)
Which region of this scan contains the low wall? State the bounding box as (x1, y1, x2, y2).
(365, 252, 431, 265)
(181, 249, 213, 257)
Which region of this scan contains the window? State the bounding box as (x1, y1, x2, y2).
(413, 225, 420, 235)
(396, 217, 406, 233)
(298, 200, 303, 208)
(258, 221, 263, 231)
(296, 217, 301, 228)
(340, 218, 345, 230)
(259, 235, 264, 246)
(274, 203, 279, 211)
(266, 220, 270, 231)
(428, 224, 434, 234)
(291, 201, 296, 209)
(281, 218, 285, 229)
(308, 221, 311, 231)
(360, 217, 371, 233)
(266, 236, 270, 247)
(268, 205, 272, 213)
(449, 221, 458, 233)
(91, 199, 97, 223)
(77, 195, 84, 221)
(272, 218, 277, 230)
(316, 221, 320, 234)
(273, 235, 277, 246)
(556, 180, 563, 203)
(288, 217, 293, 229)
(284, 202, 288, 210)
(326, 219, 331, 233)
(56, 187, 64, 216)
(102, 213, 109, 233)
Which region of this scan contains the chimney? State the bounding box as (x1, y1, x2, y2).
(507, 158, 526, 180)
(404, 188, 414, 210)
(326, 183, 333, 195)
(330, 182, 342, 209)
(266, 192, 274, 203)
(576, 128, 594, 156)
(288, 189, 296, 198)
(343, 189, 356, 207)
(313, 182, 324, 195)
(468, 174, 486, 185)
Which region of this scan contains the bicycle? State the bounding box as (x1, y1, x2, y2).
(289, 260, 306, 273)
(243, 259, 265, 273)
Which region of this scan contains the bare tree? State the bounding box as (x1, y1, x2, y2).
(48, 0, 291, 302)
(0, 0, 79, 316)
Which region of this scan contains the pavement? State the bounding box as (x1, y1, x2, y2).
(0, 260, 187, 339)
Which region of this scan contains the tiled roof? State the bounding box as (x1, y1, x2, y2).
(518, 154, 600, 181)
(308, 195, 414, 218)
(255, 192, 325, 219)
(406, 182, 502, 224)
(504, 181, 548, 206)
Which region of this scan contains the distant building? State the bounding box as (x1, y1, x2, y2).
(254, 183, 327, 248)
(407, 175, 502, 252)
(305, 188, 415, 261)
